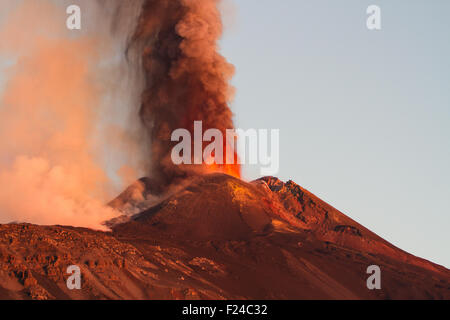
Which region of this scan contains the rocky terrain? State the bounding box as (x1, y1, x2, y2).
(0, 173, 449, 299)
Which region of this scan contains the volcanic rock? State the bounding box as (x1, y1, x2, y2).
(0, 174, 449, 299)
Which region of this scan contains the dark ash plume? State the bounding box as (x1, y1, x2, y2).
(116, 0, 240, 189)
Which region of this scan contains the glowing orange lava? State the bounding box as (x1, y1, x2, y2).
(207, 162, 241, 179)
(204, 141, 241, 179)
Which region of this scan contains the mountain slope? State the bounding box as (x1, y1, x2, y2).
(0, 173, 449, 299)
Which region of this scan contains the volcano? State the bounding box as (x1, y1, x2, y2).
(0, 173, 449, 300)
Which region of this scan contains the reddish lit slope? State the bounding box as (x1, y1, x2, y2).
(111, 174, 450, 299)
(0, 173, 449, 299)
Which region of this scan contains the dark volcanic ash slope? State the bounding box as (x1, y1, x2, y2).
(0, 174, 449, 299)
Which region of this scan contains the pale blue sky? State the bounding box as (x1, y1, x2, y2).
(220, 0, 450, 267)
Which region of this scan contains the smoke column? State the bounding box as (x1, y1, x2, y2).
(0, 0, 238, 228)
(0, 0, 143, 229)
(124, 0, 240, 187)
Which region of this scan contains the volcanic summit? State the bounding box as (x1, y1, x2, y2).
(0, 0, 448, 302)
(0, 173, 448, 300)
